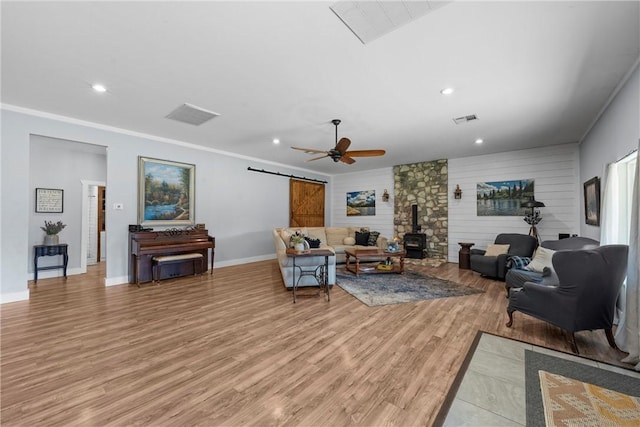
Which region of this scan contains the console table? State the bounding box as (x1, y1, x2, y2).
(34, 244, 68, 281)
(286, 248, 334, 303)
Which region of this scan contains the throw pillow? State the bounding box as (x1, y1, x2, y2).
(508, 256, 531, 270)
(525, 247, 556, 273)
(280, 229, 291, 244)
(355, 231, 370, 246)
(304, 236, 321, 248)
(367, 231, 380, 247)
(326, 227, 348, 246)
(343, 237, 356, 245)
(484, 244, 510, 257)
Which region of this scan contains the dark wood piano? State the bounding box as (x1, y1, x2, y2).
(129, 228, 215, 285)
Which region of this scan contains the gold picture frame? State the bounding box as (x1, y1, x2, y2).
(138, 157, 195, 227)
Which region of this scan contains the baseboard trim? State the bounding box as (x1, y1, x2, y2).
(1, 290, 30, 304)
(214, 254, 276, 268)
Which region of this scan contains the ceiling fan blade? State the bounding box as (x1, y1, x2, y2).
(291, 146, 330, 154)
(306, 154, 330, 162)
(343, 149, 386, 157)
(340, 155, 356, 164)
(335, 137, 351, 154)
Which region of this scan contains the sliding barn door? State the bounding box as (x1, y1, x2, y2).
(289, 179, 325, 227)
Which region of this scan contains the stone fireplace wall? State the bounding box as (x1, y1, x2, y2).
(393, 160, 448, 260)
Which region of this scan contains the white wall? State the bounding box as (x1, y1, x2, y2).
(579, 61, 640, 240)
(330, 167, 394, 240)
(448, 144, 580, 262)
(1, 107, 330, 302)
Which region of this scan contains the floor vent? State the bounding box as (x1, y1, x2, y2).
(165, 103, 220, 126)
(453, 114, 478, 125)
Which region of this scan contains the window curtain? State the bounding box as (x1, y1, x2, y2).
(601, 161, 627, 326)
(613, 142, 639, 370)
(600, 164, 623, 245)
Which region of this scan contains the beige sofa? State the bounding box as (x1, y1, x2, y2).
(273, 227, 388, 288)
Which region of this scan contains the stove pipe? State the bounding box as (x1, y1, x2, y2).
(412, 204, 421, 233)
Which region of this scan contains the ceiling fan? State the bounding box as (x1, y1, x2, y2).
(292, 119, 385, 164)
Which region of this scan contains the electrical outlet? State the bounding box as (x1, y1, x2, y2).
(113, 203, 124, 210)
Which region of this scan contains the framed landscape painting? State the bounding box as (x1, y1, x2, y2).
(476, 179, 535, 216)
(583, 176, 600, 226)
(347, 190, 375, 216)
(138, 157, 195, 227)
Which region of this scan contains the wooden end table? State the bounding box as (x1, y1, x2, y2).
(344, 248, 406, 277)
(458, 242, 474, 270)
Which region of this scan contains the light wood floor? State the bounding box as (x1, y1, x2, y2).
(0, 260, 630, 426)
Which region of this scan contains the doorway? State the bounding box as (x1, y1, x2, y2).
(81, 180, 106, 271)
(97, 185, 106, 262)
(29, 135, 107, 281)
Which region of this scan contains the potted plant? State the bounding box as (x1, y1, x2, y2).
(41, 220, 66, 246)
(290, 234, 308, 252)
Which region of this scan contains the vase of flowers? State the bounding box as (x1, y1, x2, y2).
(291, 234, 307, 251)
(41, 220, 66, 245)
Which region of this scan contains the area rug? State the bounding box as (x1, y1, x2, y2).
(526, 350, 640, 426)
(539, 370, 640, 426)
(432, 331, 640, 427)
(335, 270, 483, 306)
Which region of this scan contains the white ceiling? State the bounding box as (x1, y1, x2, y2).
(2, 1, 639, 175)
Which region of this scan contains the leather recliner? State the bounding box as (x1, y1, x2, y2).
(469, 233, 538, 280)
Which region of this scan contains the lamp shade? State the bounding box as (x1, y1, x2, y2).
(521, 199, 545, 208)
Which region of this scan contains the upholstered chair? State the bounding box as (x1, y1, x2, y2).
(469, 233, 538, 280)
(506, 244, 629, 354)
(504, 236, 600, 297)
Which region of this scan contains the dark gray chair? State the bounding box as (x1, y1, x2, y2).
(470, 233, 538, 280)
(504, 236, 600, 297)
(506, 244, 629, 353)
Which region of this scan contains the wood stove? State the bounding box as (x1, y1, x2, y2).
(404, 233, 426, 259)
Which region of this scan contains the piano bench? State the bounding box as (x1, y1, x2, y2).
(151, 253, 204, 285)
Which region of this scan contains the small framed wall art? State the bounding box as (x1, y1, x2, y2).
(583, 176, 600, 226)
(35, 188, 64, 213)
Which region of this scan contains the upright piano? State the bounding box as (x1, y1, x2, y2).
(129, 228, 215, 285)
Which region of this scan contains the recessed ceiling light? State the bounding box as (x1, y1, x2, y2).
(475, 138, 484, 144)
(440, 87, 454, 95)
(91, 84, 107, 93)
(273, 138, 280, 144)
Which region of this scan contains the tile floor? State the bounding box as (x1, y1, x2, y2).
(442, 333, 640, 426)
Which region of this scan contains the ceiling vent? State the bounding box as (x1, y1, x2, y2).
(165, 103, 220, 126)
(331, 1, 452, 44)
(453, 114, 478, 125)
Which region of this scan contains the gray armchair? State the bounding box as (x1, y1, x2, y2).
(470, 233, 538, 280)
(504, 236, 600, 297)
(506, 244, 629, 353)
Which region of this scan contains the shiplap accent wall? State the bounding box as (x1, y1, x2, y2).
(448, 143, 580, 262)
(330, 167, 395, 240)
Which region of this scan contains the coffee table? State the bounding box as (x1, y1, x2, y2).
(344, 248, 406, 277)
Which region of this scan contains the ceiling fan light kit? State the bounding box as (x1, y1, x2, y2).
(292, 119, 385, 165)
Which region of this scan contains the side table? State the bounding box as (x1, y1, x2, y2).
(286, 249, 334, 303)
(34, 244, 68, 281)
(458, 242, 474, 270)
